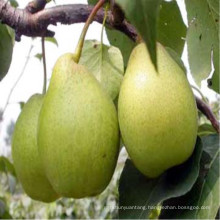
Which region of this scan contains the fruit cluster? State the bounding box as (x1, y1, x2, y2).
(12, 43, 198, 202)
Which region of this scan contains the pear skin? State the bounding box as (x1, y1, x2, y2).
(38, 54, 119, 198)
(12, 94, 59, 202)
(118, 43, 198, 178)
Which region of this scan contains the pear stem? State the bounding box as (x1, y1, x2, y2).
(73, 0, 106, 63)
(41, 37, 47, 94)
(101, 3, 109, 47)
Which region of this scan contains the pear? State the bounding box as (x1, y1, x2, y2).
(38, 53, 119, 198)
(12, 94, 59, 202)
(118, 43, 198, 178)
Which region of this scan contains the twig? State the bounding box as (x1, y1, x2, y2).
(196, 97, 220, 134)
(1, 44, 34, 118)
(41, 37, 47, 94)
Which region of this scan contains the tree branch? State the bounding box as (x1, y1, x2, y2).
(0, 0, 137, 41)
(196, 97, 220, 133)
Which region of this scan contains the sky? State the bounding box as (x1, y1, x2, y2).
(0, 0, 218, 155)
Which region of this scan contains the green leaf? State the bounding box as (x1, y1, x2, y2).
(0, 156, 16, 177)
(185, 0, 219, 93)
(198, 123, 217, 136)
(116, 0, 160, 69)
(9, 0, 18, 7)
(79, 40, 124, 100)
(196, 151, 219, 219)
(106, 29, 135, 67)
(35, 53, 43, 61)
(158, 0, 186, 55)
(160, 134, 219, 219)
(88, 0, 97, 4)
(118, 138, 202, 219)
(45, 37, 58, 47)
(202, 134, 219, 159)
(19, 101, 25, 110)
(0, 24, 14, 81)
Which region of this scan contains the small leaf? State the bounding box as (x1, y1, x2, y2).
(119, 138, 202, 219)
(87, 0, 97, 4)
(185, 0, 219, 93)
(19, 101, 25, 110)
(0, 156, 16, 177)
(198, 123, 217, 137)
(9, 0, 18, 7)
(0, 24, 14, 81)
(79, 40, 124, 100)
(158, 0, 186, 56)
(35, 53, 43, 61)
(45, 37, 58, 47)
(116, 0, 160, 69)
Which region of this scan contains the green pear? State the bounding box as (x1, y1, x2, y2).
(38, 53, 119, 198)
(118, 43, 198, 178)
(12, 94, 59, 202)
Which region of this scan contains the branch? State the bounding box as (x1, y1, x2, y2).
(0, 1, 137, 41)
(41, 37, 47, 94)
(196, 97, 220, 134)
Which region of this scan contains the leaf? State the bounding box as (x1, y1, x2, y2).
(160, 134, 219, 219)
(196, 151, 219, 219)
(185, 0, 219, 93)
(116, 0, 160, 69)
(0, 24, 14, 81)
(79, 40, 124, 100)
(106, 29, 135, 67)
(198, 123, 217, 137)
(45, 37, 58, 47)
(35, 53, 43, 61)
(118, 138, 203, 219)
(88, 0, 97, 4)
(158, 0, 186, 55)
(19, 101, 25, 110)
(9, 0, 18, 7)
(0, 156, 16, 177)
(202, 134, 219, 159)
